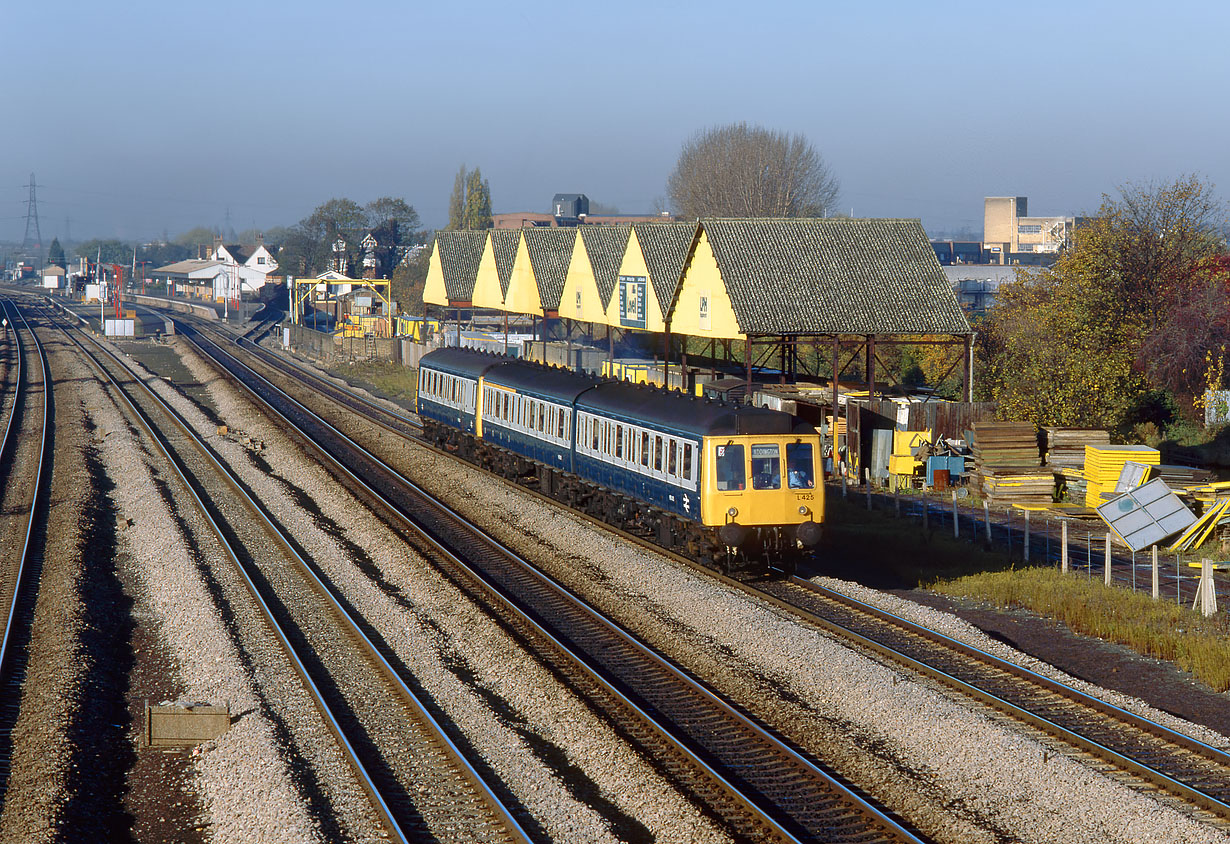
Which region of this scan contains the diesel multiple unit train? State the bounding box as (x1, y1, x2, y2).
(416, 347, 825, 572)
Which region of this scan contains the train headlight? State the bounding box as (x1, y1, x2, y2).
(727, 507, 738, 518)
(798, 505, 810, 516)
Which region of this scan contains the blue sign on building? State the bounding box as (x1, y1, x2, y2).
(619, 275, 647, 329)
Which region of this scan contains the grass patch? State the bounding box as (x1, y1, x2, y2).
(821, 491, 1014, 588)
(931, 567, 1230, 692)
(332, 360, 418, 404)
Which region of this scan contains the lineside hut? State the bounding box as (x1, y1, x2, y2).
(424, 230, 486, 343)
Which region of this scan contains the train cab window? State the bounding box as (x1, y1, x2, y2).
(751, 444, 782, 490)
(715, 444, 745, 491)
(787, 442, 815, 489)
(683, 443, 693, 481)
(668, 440, 678, 476)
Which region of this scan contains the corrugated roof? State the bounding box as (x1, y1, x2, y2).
(633, 222, 699, 315)
(522, 227, 577, 311)
(432, 231, 486, 301)
(490, 229, 520, 296)
(154, 259, 222, 274)
(700, 218, 972, 335)
(578, 225, 632, 309)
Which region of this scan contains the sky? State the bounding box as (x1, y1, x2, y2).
(3, 0, 1228, 245)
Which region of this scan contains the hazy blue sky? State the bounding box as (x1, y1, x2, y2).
(4, 0, 1227, 243)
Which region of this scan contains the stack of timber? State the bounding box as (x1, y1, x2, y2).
(1084, 444, 1160, 506)
(1043, 428, 1110, 469)
(972, 421, 1053, 506)
(1156, 464, 1215, 488)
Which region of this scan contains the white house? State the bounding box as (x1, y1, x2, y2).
(210, 241, 279, 297)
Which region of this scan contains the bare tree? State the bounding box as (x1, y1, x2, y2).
(667, 123, 840, 218)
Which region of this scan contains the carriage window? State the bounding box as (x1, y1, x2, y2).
(557, 409, 566, 439)
(668, 440, 678, 476)
(786, 442, 815, 489)
(639, 432, 649, 467)
(654, 437, 663, 471)
(751, 444, 781, 490)
(592, 418, 599, 451)
(615, 426, 624, 459)
(715, 444, 745, 491)
(538, 403, 545, 432)
(683, 443, 693, 480)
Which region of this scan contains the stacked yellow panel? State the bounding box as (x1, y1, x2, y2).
(1083, 444, 1160, 506)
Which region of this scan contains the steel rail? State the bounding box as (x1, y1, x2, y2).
(181, 321, 924, 844)
(0, 300, 49, 693)
(41, 303, 531, 844)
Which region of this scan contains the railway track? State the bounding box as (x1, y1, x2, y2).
(38, 302, 531, 844)
(172, 318, 926, 842)
(184, 314, 1230, 827)
(0, 300, 51, 804)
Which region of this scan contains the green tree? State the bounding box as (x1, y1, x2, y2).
(463, 168, 492, 230)
(447, 166, 467, 230)
(74, 239, 132, 266)
(47, 237, 66, 269)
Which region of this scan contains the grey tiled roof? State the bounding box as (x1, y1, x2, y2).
(700, 218, 972, 335)
(490, 229, 520, 296)
(578, 225, 632, 309)
(432, 230, 486, 301)
(522, 227, 577, 311)
(633, 222, 699, 316)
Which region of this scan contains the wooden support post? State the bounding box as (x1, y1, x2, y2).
(1104, 533, 1112, 586)
(745, 336, 753, 396)
(964, 334, 974, 402)
(984, 502, 991, 543)
(832, 334, 840, 429)
(607, 323, 613, 365)
(503, 312, 509, 355)
(841, 472, 847, 499)
(1198, 559, 1218, 616)
(866, 334, 875, 397)
(865, 467, 872, 510)
(952, 490, 959, 539)
(1151, 545, 1159, 599)
(1061, 520, 1069, 573)
(895, 486, 901, 517)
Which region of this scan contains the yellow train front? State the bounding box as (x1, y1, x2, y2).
(417, 348, 824, 573)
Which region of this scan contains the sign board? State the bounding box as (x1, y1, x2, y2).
(104, 318, 135, 337)
(1096, 477, 1195, 552)
(618, 275, 647, 329)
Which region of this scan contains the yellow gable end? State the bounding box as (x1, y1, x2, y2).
(423, 247, 449, 306)
(560, 235, 605, 323)
(503, 235, 543, 316)
(605, 229, 665, 332)
(471, 234, 505, 310)
(672, 229, 744, 340)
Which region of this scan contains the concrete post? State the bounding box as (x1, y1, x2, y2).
(1024, 510, 1030, 563)
(1061, 520, 1068, 573)
(1151, 545, 1159, 600)
(952, 491, 959, 539)
(1104, 533, 1112, 586)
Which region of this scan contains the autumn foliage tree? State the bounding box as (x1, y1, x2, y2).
(981, 175, 1227, 436)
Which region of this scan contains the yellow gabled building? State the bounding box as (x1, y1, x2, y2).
(471, 229, 520, 311)
(604, 222, 699, 332)
(423, 230, 486, 307)
(669, 224, 746, 341)
(503, 227, 577, 318)
(559, 225, 631, 324)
